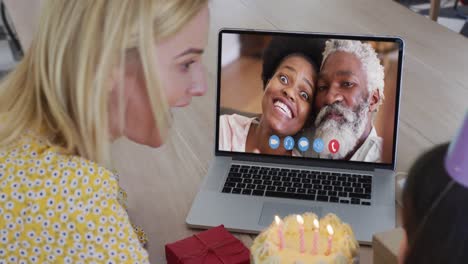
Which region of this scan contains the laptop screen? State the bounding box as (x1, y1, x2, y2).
(216, 29, 403, 167)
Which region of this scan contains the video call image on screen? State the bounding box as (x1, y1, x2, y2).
(218, 32, 401, 164)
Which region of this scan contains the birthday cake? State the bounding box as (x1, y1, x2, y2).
(251, 213, 359, 264)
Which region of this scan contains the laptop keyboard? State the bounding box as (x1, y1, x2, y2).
(222, 164, 372, 206)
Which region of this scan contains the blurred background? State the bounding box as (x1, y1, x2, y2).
(398, 0, 467, 36)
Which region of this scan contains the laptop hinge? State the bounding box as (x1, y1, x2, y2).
(232, 155, 374, 172)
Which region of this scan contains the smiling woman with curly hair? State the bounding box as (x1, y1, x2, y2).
(219, 37, 324, 156)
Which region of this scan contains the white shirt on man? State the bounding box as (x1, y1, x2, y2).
(350, 127, 383, 162)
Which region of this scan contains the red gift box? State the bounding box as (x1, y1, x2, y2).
(165, 225, 250, 264)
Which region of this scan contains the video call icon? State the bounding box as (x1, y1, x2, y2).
(284, 136, 295, 151)
(313, 138, 324, 153)
(328, 139, 340, 154)
(297, 137, 310, 152)
(269, 135, 280, 150)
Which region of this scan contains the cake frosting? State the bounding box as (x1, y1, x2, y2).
(251, 213, 359, 264)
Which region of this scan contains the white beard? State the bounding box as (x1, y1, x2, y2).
(314, 102, 369, 159)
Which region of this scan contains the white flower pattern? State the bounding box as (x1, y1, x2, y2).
(0, 131, 149, 263)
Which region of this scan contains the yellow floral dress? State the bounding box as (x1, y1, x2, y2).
(0, 130, 149, 263)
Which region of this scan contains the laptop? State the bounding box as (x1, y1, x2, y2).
(187, 29, 404, 244)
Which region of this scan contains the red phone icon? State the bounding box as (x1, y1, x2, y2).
(328, 139, 340, 154)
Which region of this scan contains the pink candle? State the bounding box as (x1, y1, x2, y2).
(312, 218, 319, 255)
(326, 224, 334, 255)
(296, 215, 305, 253)
(274, 215, 285, 250)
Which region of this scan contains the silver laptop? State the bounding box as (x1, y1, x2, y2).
(187, 29, 404, 244)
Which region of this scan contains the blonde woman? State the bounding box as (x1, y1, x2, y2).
(0, 0, 209, 263)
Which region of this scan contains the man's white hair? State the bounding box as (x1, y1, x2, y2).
(322, 39, 385, 109)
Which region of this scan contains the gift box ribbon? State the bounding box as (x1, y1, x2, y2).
(176, 232, 248, 263)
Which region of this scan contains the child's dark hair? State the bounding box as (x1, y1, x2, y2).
(261, 36, 325, 89)
(402, 143, 468, 264)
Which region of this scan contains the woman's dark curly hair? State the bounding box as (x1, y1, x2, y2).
(261, 36, 326, 89)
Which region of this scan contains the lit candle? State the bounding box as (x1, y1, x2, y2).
(326, 224, 334, 255)
(296, 215, 305, 253)
(312, 218, 319, 255)
(274, 215, 285, 250)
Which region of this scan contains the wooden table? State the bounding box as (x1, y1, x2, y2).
(7, 0, 466, 263)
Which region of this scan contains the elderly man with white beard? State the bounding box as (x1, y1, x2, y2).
(311, 39, 385, 162)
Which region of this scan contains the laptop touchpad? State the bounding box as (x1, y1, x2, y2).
(258, 201, 323, 226)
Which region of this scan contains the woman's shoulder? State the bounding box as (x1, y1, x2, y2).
(220, 113, 256, 127)
(219, 114, 256, 152)
(1, 130, 120, 197)
(0, 132, 149, 262)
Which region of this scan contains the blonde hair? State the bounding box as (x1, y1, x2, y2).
(322, 39, 385, 110)
(0, 0, 208, 167)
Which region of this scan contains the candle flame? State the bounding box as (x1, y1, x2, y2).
(313, 218, 320, 229)
(296, 215, 304, 225)
(327, 224, 334, 236)
(275, 215, 281, 225)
